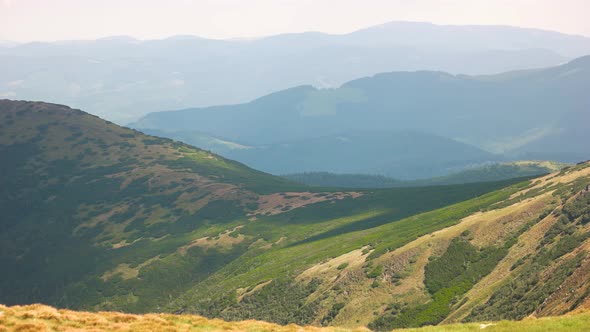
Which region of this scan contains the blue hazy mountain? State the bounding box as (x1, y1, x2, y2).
(133, 56, 590, 179)
(2, 22, 588, 122)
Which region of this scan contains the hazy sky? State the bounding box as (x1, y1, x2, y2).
(1, 0, 590, 42)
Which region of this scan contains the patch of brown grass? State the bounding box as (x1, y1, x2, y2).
(297, 247, 370, 283)
(253, 192, 363, 216)
(177, 226, 246, 255)
(101, 256, 161, 281)
(237, 280, 273, 302)
(510, 164, 590, 200)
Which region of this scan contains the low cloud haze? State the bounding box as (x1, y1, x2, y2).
(1, 0, 590, 42)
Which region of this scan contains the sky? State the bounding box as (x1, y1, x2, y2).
(1, 0, 590, 42)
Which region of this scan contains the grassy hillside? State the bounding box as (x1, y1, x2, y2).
(167, 162, 590, 329)
(3, 100, 590, 330)
(0, 100, 520, 318)
(1, 304, 589, 332)
(0, 99, 306, 310)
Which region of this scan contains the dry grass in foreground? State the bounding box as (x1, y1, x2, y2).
(0, 304, 367, 332)
(392, 311, 590, 332)
(1, 304, 589, 332)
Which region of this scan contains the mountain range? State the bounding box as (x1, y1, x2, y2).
(2, 21, 590, 123)
(2, 100, 590, 330)
(133, 56, 590, 179)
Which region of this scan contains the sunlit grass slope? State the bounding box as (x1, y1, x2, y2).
(170, 162, 590, 328)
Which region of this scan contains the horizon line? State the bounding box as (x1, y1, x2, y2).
(2, 20, 590, 45)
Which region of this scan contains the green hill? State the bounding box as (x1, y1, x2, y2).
(0, 100, 518, 314)
(167, 162, 590, 329)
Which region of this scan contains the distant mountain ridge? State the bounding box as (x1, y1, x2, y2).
(347, 21, 590, 56)
(2, 21, 588, 122)
(283, 161, 568, 188)
(133, 56, 590, 178)
(5, 21, 590, 57)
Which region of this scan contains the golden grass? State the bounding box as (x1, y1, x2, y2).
(297, 247, 370, 283)
(178, 226, 246, 255)
(0, 304, 369, 332)
(510, 165, 590, 199)
(509, 160, 566, 172)
(101, 256, 161, 281)
(1, 304, 589, 332)
(237, 280, 274, 302)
